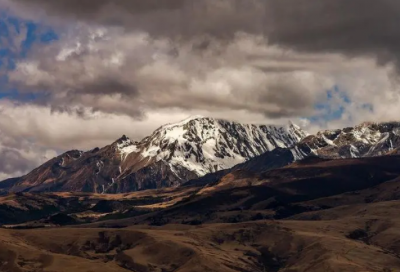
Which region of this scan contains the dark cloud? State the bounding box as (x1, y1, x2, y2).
(58, 78, 139, 98)
(12, 0, 266, 39)
(16, 0, 185, 15)
(13, 0, 400, 66)
(264, 0, 400, 67)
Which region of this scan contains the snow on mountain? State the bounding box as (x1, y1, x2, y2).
(0, 116, 307, 193)
(7, 118, 400, 194)
(115, 135, 139, 160)
(117, 116, 307, 177)
(291, 121, 400, 161)
(188, 121, 400, 188)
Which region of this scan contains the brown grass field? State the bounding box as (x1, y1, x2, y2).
(2, 207, 400, 272)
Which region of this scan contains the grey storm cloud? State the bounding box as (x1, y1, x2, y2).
(9, 0, 268, 42)
(11, 0, 400, 58)
(263, 0, 400, 66)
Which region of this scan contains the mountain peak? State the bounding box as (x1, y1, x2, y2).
(288, 120, 297, 127)
(112, 134, 134, 146)
(138, 117, 306, 176)
(118, 134, 130, 142)
(162, 115, 208, 129)
(112, 135, 138, 160)
(287, 121, 309, 139)
(182, 115, 206, 122)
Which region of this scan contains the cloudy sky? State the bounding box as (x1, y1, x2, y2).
(0, 0, 400, 179)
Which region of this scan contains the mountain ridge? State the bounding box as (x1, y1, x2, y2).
(6, 119, 400, 194)
(185, 121, 400, 187)
(0, 116, 306, 193)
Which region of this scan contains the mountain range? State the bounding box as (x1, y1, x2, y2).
(0, 116, 306, 193)
(2, 117, 400, 194)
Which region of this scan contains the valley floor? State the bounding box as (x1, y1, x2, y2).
(2, 210, 400, 272)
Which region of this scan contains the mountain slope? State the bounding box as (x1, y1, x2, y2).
(0, 116, 306, 193)
(133, 155, 400, 226)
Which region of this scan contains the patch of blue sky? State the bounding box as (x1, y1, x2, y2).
(0, 84, 50, 101)
(20, 21, 38, 56)
(40, 30, 58, 43)
(307, 86, 352, 123)
(307, 85, 375, 125)
(0, 11, 59, 101)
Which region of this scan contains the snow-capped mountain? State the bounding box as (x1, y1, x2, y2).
(292, 121, 400, 160)
(188, 121, 400, 187)
(237, 121, 400, 174)
(0, 116, 306, 193)
(120, 116, 306, 176)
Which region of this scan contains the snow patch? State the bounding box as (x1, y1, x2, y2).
(117, 138, 139, 160)
(59, 157, 65, 167)
(349, 145, 358, 158)
(322, 135, 336, 146)
(96, 160, 104, 174)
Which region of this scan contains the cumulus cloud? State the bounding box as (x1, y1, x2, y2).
(8, 28, 338, 118)
(7, 26, 397, 123)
